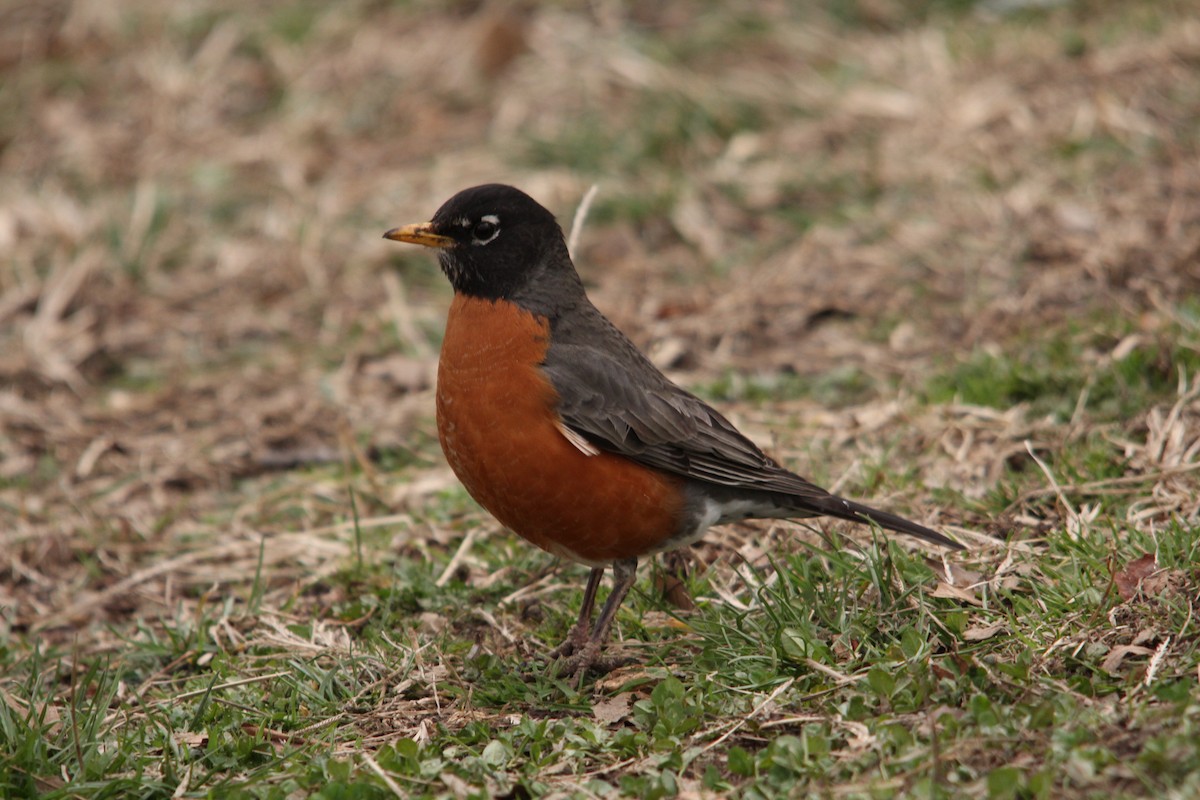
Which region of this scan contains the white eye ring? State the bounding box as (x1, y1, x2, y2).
(472, 214, 500, 245)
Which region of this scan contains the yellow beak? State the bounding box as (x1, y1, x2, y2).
(382, 222, 454, 249)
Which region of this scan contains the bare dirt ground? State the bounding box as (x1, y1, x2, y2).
(2, 0, 1200, 795)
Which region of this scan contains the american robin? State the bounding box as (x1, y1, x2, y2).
(384, 184, 961, 678)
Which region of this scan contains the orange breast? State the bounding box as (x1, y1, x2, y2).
(436, 294, 685, 566)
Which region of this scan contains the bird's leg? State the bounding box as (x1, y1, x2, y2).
(585, 558, 638, 651)
(559, 558, 639, 685)
(549, 566, 605, 659)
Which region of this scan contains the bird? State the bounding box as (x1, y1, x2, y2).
(384, 183, 962, 680)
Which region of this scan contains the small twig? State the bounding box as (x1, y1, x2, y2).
(567, 184, 600, 259)
(126, 652, 200, 708)
(498, 572, 569, 607)
(1024, 439, 1099, 539)
(758, 713, 826, 730)
(803, 657, 858, 686)
(172, 763, 193, 799)
(362, 752, 408, 798)
(1010, 461, 1200, 507)
(1025, 440, 1075, 518)
(156, 671, 291, 705)
(699, 677, 795, 754)
(436, 528, 480, 587)
(297, 513, 415, 539)
(38, 529, 366, 629)
(288, 712, 348, 740)
(472, 608, 517, 644)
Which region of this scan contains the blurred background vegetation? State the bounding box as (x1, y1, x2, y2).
(2, 1, 1199, 797)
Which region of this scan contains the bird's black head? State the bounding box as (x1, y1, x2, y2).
(384, 184, 574, 301)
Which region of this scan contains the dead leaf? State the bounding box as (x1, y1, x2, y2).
(593, 692, 635, 726)
(595, 669, 656, 694)
(962, 621, 1006, 641)
(417, 612, 447, 634)
(175, 731, 208, 749)
(929, 581, 982, 606)
(1143, 569, 1176, 597)
(0, 688, 61, 736)
(1132, 628, 1158, 646)
(658, 576, 695, 606)
(1114, 553, 1161, 601)
(927, 558, 983, 587)
(440, 771, 473, 799)
(1101, 644, 1155, 674)
(998, 575, 1022, 591)
(640, 611, 691, 631)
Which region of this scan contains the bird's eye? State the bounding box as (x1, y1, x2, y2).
(472, 218, 499, 243)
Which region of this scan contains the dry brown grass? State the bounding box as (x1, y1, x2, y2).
(2, 1, 1200, 794)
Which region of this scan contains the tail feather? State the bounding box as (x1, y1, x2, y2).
(804, 494, 963, 551)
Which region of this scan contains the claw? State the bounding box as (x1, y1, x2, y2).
(539, 558, 641, 688)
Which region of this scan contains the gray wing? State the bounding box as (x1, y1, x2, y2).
(540, 319, 962, 550)
(541, 340, 834, 499)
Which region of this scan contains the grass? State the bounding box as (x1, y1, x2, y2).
(4, 0, 1200, 797)
(4, 517, 1196, 798)
(926, 322, 1200, 422)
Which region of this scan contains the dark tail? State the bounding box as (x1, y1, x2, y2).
(806, 494, 964, 550)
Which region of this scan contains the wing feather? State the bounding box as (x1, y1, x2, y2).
(542, 342, 819, 495)
(538, 317, 961, 550)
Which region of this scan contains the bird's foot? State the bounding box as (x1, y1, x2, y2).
(542, 626, 630, 688)
(547, 623, 590, 661)
(551, 641, 633, 689)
